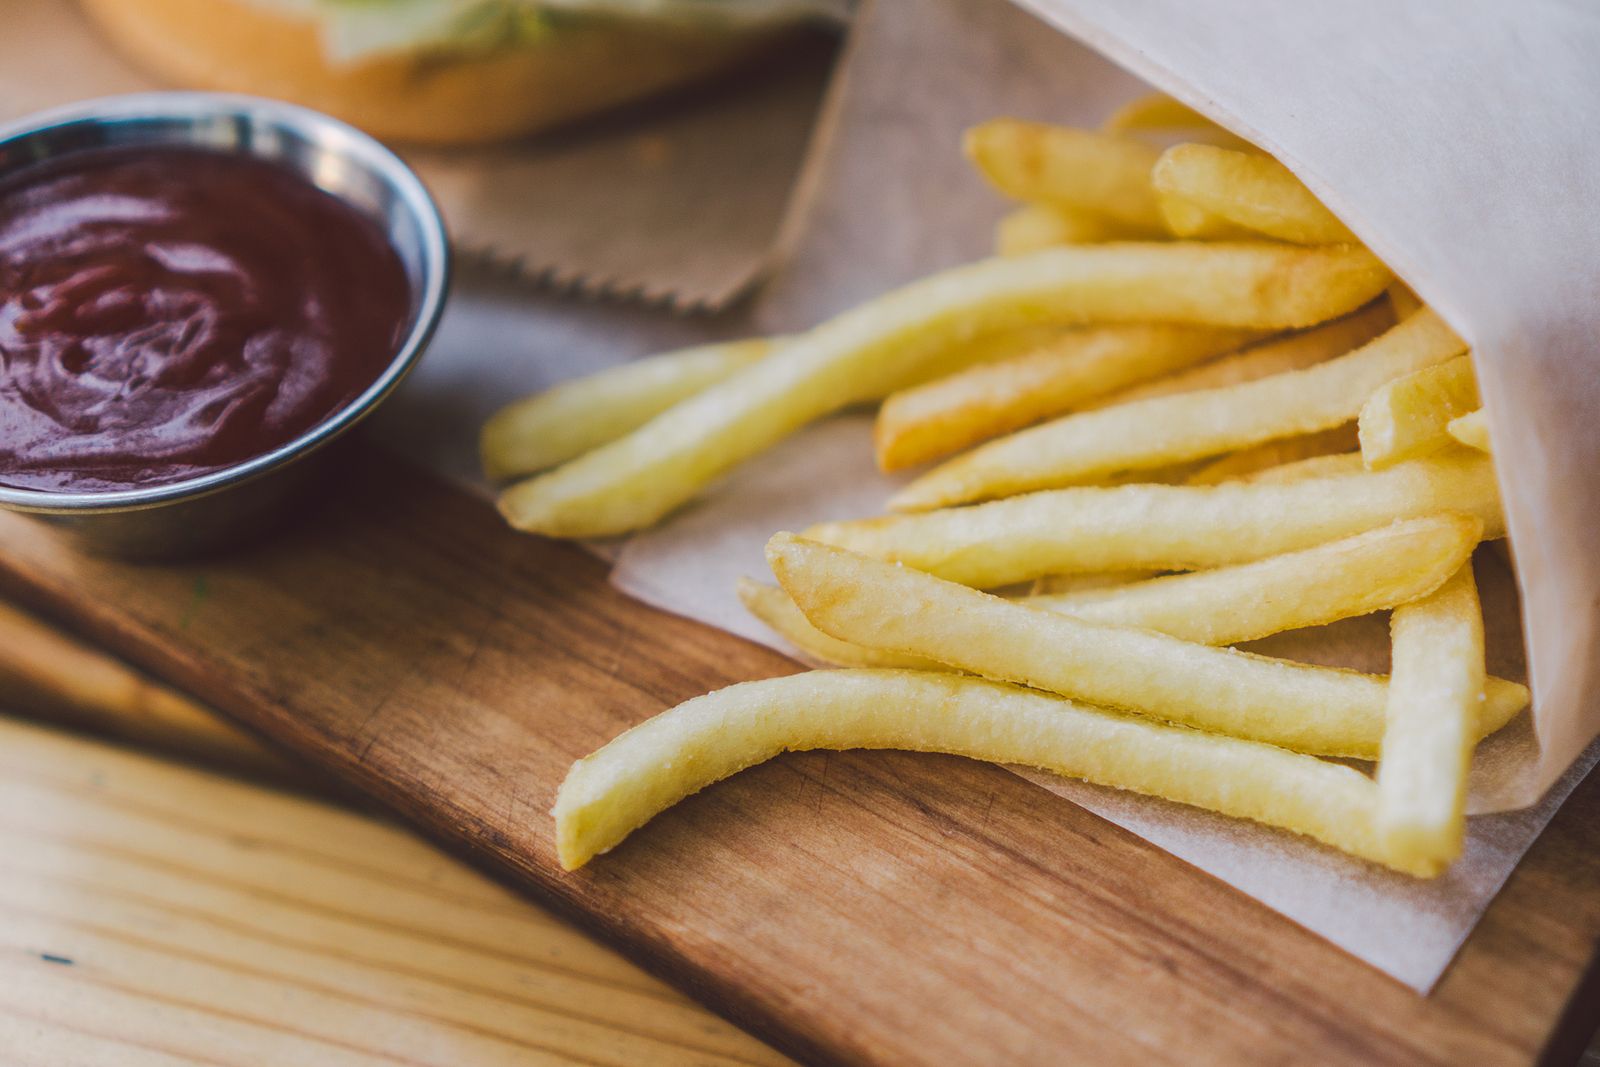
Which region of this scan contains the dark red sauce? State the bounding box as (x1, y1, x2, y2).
(0, 146, 411, 491)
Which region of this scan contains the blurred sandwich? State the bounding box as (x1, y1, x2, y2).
(81, 0, 846, 144)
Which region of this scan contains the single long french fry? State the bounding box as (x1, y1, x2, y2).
(1030, 515, 1482, 643)
(552, 668, 1427, 875)
(1084, 301, 1393, 409)
(768, 535, 1525, 760)
(480, 339, 772, 481)
(965, 119, 1166, 232)
(1152, 143, 1356, 244)
(894, 309, 1465, 510)
(750, 516, 1477, 661)
(501, 243, 1391, 537)
(994, 203, 1137, 255)
(874, 324, 1259, 471)
(807, 452, 1503, 588)
(1377, 564, 1486, 873)
(1185, 425, 1359, 485)
(1359, 355, 1480, 469)
(738, 577, 943, 670)
(1447, 409, 1491, 453)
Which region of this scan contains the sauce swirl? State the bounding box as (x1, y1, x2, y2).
(0, 146, 411, 491)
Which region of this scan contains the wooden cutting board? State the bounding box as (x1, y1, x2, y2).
(0, 449, 1596, 1067)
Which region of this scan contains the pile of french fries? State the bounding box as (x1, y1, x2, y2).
(481, 96, 1523, 879)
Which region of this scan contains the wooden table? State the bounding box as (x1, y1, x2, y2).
(0, 712, 794, 1067)
(2, 569, 1598, 1065)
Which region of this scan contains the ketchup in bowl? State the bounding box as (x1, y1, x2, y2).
(0, 146, 411, 492)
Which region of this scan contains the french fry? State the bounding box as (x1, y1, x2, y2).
(551, 668, 1429, 875)
(758, 572, 1151, 661)
(1387, 282, 1423, 320)
(1107, 102, 1254, 235)
(480, 339, 771, 481)
(1029, 516, 1482, 643)
(1084, 301, 1393, 409)
(875, 324, 1259, 471)
(501, 243, 1390, 537)
(1152, 143, 1356, 244)
(965, 119, 1167, 233)
(1071, 463, 1207, 487)
(893, 309, 1465, 511)
(995, 203, 1135, 255)
(737, 577, 942, 670)
(1031, 570, 1157, 595)
(750, 517, 1477, 661)
(768, 534, 1524, 759)
(1185, 424, 1359, 485)
(1159, 191, 1258, 240)
(898, 323, 1083, 387)
(1102, 93, 1253, 151)
(1103, 93, 1215, 133)
(1359, 355, 1480, 469)
(1447, 408, 1491, 453)
(1234, 451, 1367, 485)
(807, 452, 1503, 588)
(1377, 564, 1486, 873)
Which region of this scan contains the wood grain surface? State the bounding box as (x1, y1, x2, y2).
(0, 601, 303, 786)
(0, 449, 1596, 1067)
(0, 713, 793, 1067)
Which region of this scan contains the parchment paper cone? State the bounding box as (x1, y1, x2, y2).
(1014, 0, 1600, 812)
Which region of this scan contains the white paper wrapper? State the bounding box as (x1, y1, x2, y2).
(1011, 0, 1600, 814)
(380, 0, 1600, 989)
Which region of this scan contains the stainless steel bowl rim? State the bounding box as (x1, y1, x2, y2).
(0, 91, 450, 514)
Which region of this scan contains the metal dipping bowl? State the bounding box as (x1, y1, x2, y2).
(0, 92, 450, 559)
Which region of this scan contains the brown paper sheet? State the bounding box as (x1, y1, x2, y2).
(0, 0, 838, 309)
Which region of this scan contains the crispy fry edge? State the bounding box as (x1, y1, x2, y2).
(553, 669, 1426, 875)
